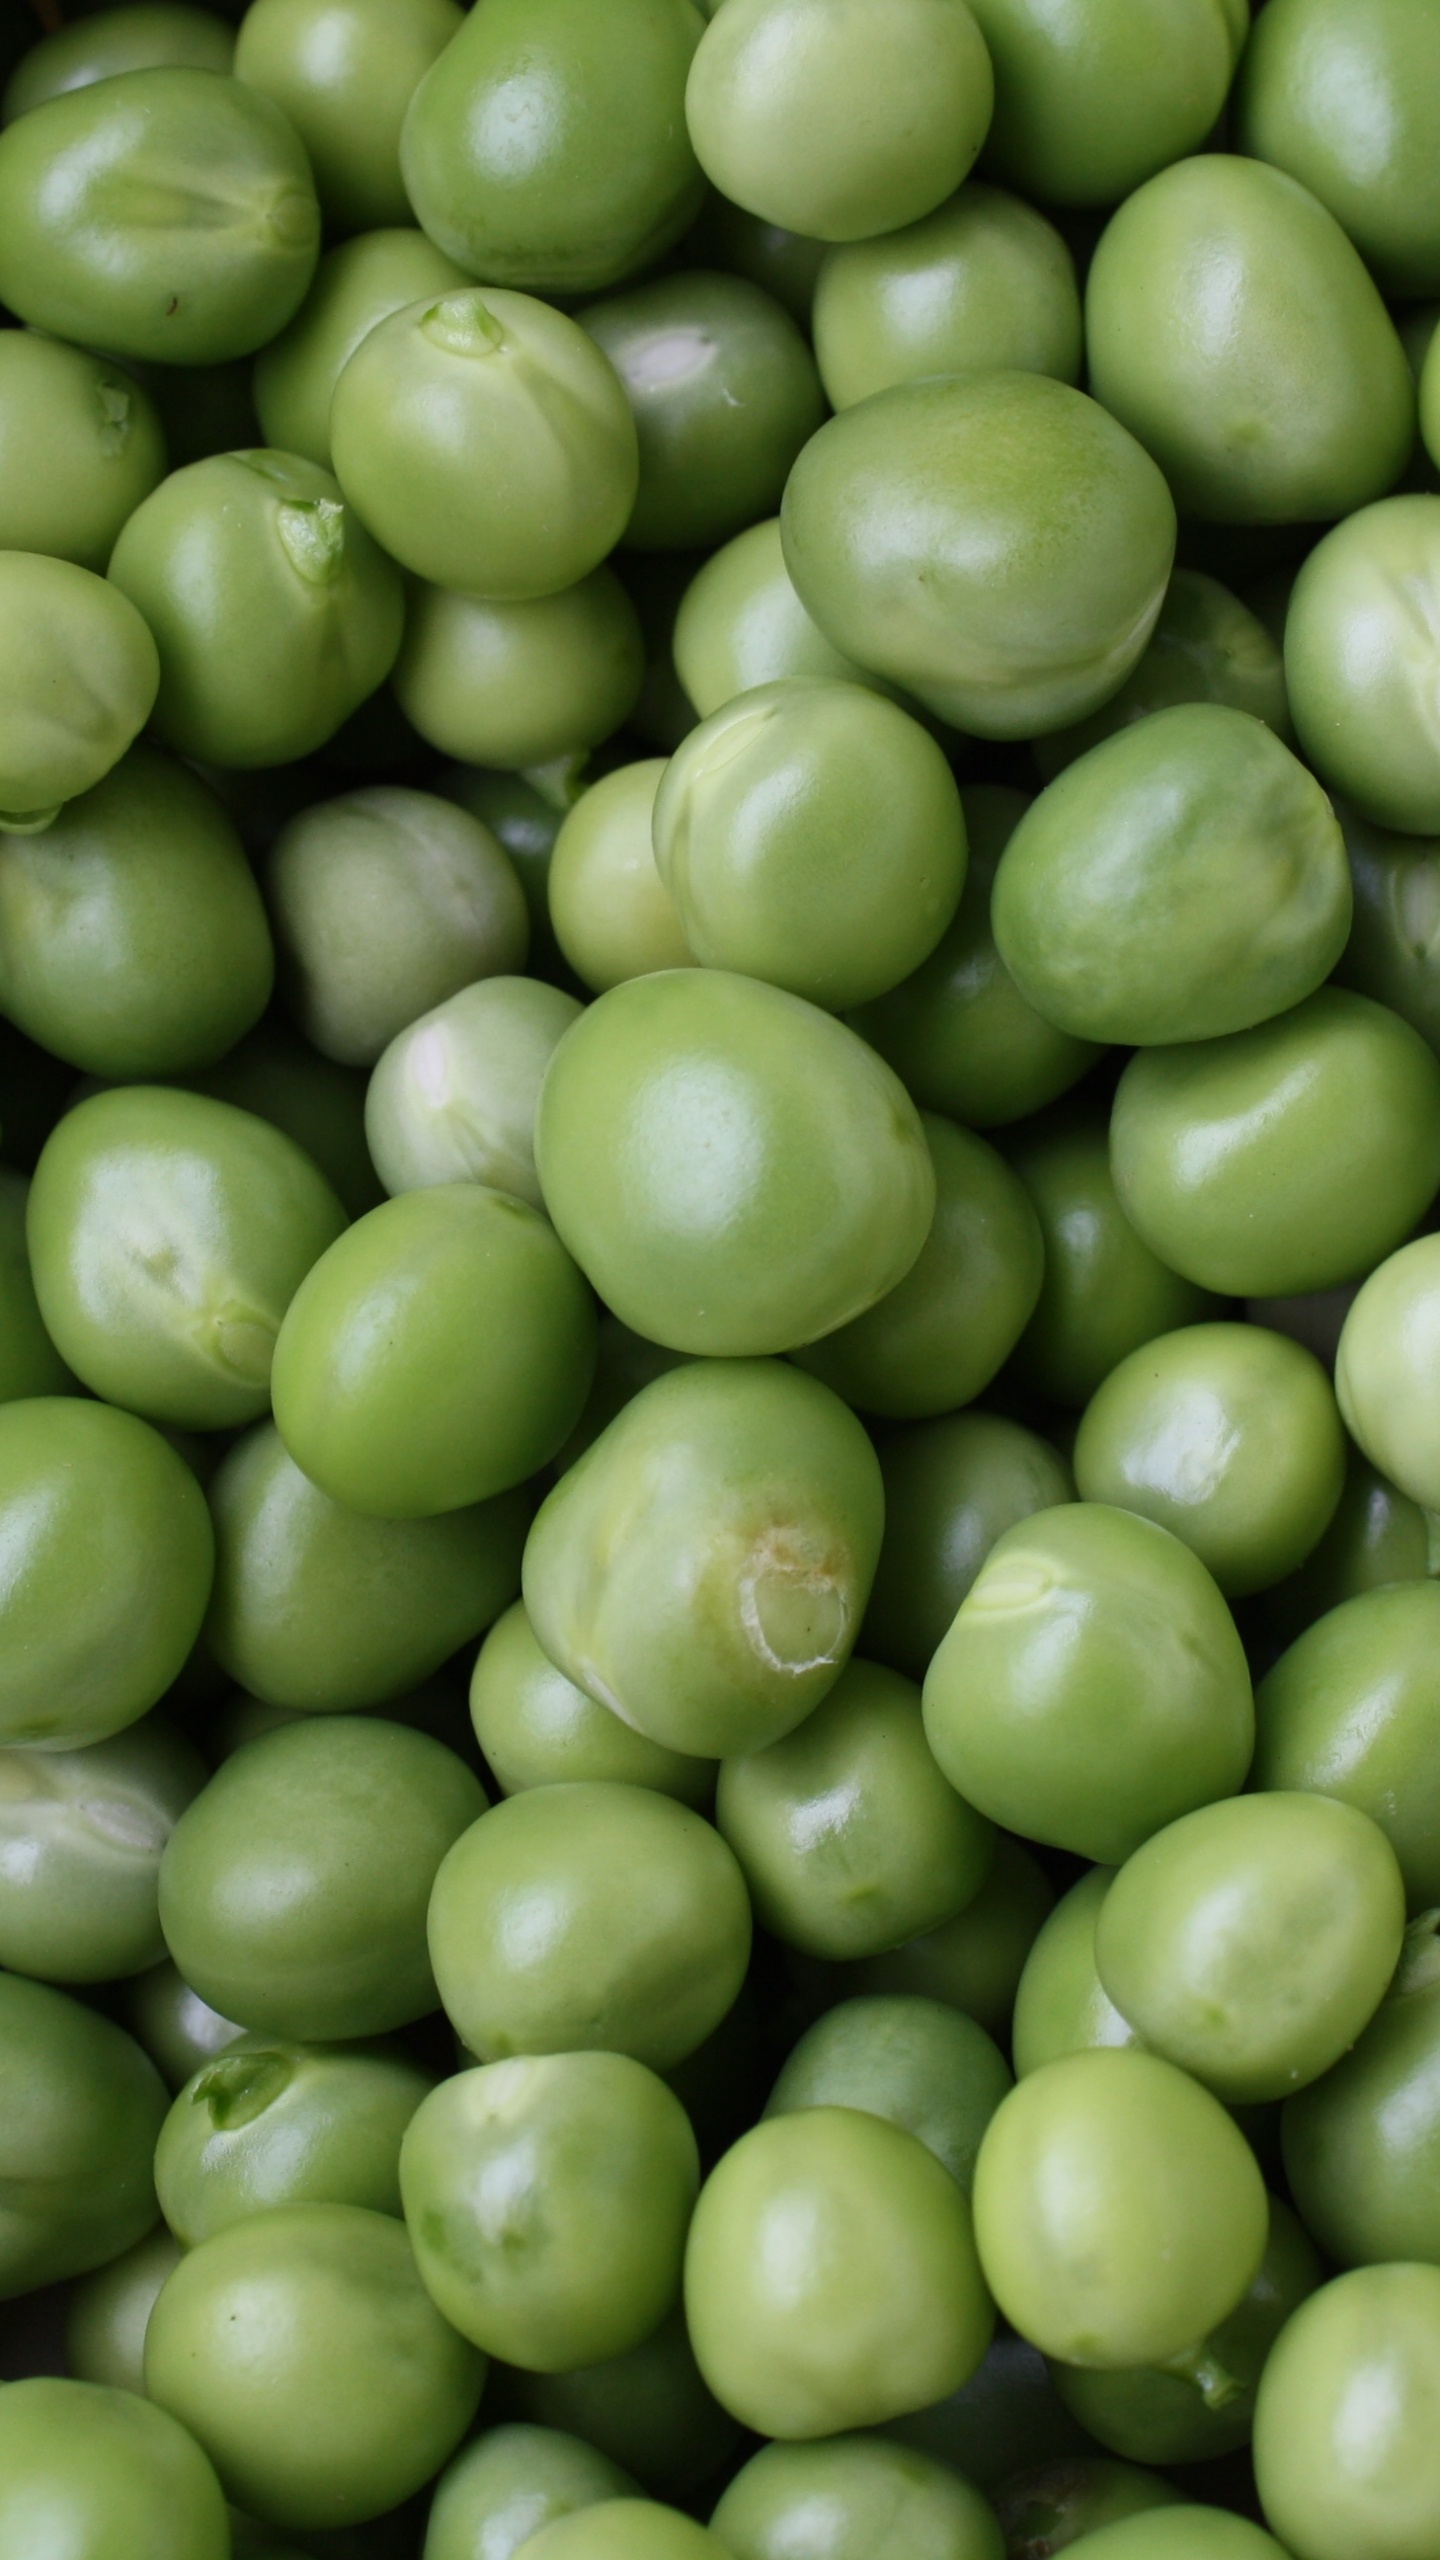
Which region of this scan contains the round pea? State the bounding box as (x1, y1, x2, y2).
(548, 760, 694, 994)
(766, 1994, 1012, 2194)
(850, 1833, 1055, 2039)
(0, 1969, 167, 2294)
(393, 570, 645, 771)
(0, 2378, 228, 2560)
(1252, 2264, 1440, 2560)
(710, 2433, 1004, 2560)
(424, 2425, 635, 2560)
(253, 227, 471, 471)
(123, 1957, 243, 2092)
(1254, 1582, 1440, 1906)
(469, 1600, 717, 1807)
(1286, 496, 1440, 835)
(521, 2509, 727, 2560)
(964, 0, 1243, 206)
(1336, 1235, 1440, 1510)
(1033, 569, 1292, 783)
(66, 2224, 184, 2396)
(863, 1411, 1074, 1682)
(427, 1779, 752, 2069)
(0, 550, 158, 831)
(233, 0, 462, 233)
(1011, 1868, 1138, 2079)
(673, 517, 892, 718)
(0, 329, 165, 570)
(0, 1169, 72, 1404)
(155, 2033, 433, 2245)
(3, 3, 235, 119)
(366, 977, 582, 1207)
(1237, 0, 1440, 297)
(1283, 1909, 1440, 2268)
(0, 1713, 204, 1984)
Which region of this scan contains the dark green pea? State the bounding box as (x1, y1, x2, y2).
(992, 2460, 1185, 2560)
(1012, 1869, 1138, 2079)
(0, 550, 159, 831)
(424, 2425, 635, 2560)
(159, 1714, 487, 2038)
(427, 1779, 751, 2069)
(145, 2202, 485, 2532)
(0, 1712, 205, 1984)
(108, 452, 404, 770)
(1054, 2198, 1320, 2468)
(0, 1969, 166, 2294)
(1237, 0, 1440, 297)
(189, 1018, 384, 1221)
(0, 744, 274, 1078)
(1285, 1907, 1440, 2271)
(470, 1600, 716, 1808)
(0, 1397, 214, 1750)
(509, 2306, 743, 2505)
(4, 4, 233, 119)
(0, 331, 165, 571)
(271, 1185, 597, 1518)
(684, 196, 827, 327)
(710, 2433, 1005, 2560)
(1285, 495, 1440, 835)
(1252, 2264, 1440, 2560)
(0, 70, 320, 364)
(1033, 572, 1291, 783)
(1262, 1448, 1436, 1645)
(439, 764, 573, 966)
(549, 760, 694, 994)
(964, 0, 1243, 206)
(674, 518, 895, 719)
(393, 571, 645, 772)
(27, 1084, 347, 1430)
(367, 978, 583, 1206)
(1110, 989, 1440, 1299)
(234, 0, 461, 232)
(864, 1412, 1073, 1684)
(156, 2033, 434, 2244)
(767, 1994, 1012, 2195)
(552, 1313, 693, 1472)
(851, 1833, 1055, 2039)
(0, 2378, 228, 2560)
(66, 2224, 184, 2395)
(852, 787, 1103, 1131)
(0, 1168, 72, 1403)
(253, 228, 471, 472)
(123, 1956, 243, 2091)
(1335, 807, 1440, 1053)
(923, 1505, 1252, 1864)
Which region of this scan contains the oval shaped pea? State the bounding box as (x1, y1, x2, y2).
(964, 0, 1243, 207)
(1282, 1911, 1440, 2268)
(548, 760, 694, 995)
(0, 1714, 204, 1984)
(0, 2378, 228, 2560)
(1237, 0, 1440, 297)
(766, 1995, 1012, 2195)
(0, 1970, 167, 2295)
(65, 2225, 184, 2397)
(425, 2424, 635, 2560)
(1286, 495, 1440, 837)
(469, 1601, 717, 1808)
(366, 977, 582, 1207)
(393, 569, 645, 771)
(1011, 1868, 1138, 2080)
(233, 0, 462, 234)
(0, 550, 158, 831)
(1252, 2264, 1440, 2560)
(673, 517, 890, 718)
(155, 2034, 434, 2245)
(1337, 1234, 1440, 1513)
(254, 226, 471, 471)
(710, 2433, 1005, 2560)
(0, 328, 166, 571)
(863, 1410, 1073, 1684)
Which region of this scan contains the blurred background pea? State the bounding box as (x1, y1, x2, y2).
(767, 1993, 1012, 2197)
(233, 0, 462, 233)
(964, 0, 1244, 207)
(0, 1969, 166, 2295)
(673, 517, 896, 718)
(3, 2, 235, 120)
(862, 1410, 1074, 1682)
(1033, 569, 1292, 781)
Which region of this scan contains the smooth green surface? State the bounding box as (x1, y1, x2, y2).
(1033, 569, 1291, 781)
(123, 1956, 243, 2092)
(1338, 1235, 1440, 1511)
(548, 760, 693, 994)
(673, 517, 892, 718)
(1253, 2264, 1440, 2560)
(1336, 808, 1440, 1053)
(864, 1412, 1073, 1683)
(469, 1601, 716, 1807)
(0, 549, 158, 828)
(1263, 1447, 1437, 1646)
(0, 2378, 228, 2560)
(1011, 1868, 1137, 2079)
(156, 2033, 433, 2243)
(964, 0, 1242, 206)
(65, 2224, 184, 2395)
(1286, 496, 1440, 835)
(0, 1713, 204, 1983)
(254, 227, 471, 471)
(520, 2508, 726, 2560)
(0, 329, 165, 569)
(423, 2425, 634, 2560)
(0, 1969, 166, 2296)
(1238, 0, 1440, 295)
(766, 1994, 1012, 2193)
(367, 976, 581, 1208)
(1255, 1581, 1440, 1906)
(393, 569, 645, 771)
(234, 0, 462, 232)
(851, 1833, 1054, 2038)
(709, 2433, 1004, 2559)
(4, 3, 234, 119)
(1284, 1912, 1440, 2267)
(1058, 2514, 1284, 2558)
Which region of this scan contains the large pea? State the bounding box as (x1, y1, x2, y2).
(0, 1714, 204, 1984)
(469, 1600, 716, 1808)
(1252, 2265, 1440, 2560)
(766, 1995, 1013, 2196)
(0, 2379, 228, 2560)
(1255, 1582, 1440, 1907)
(710, 2433, 1005, 2560)
(964, 0, 1243, 206)
(863, 1410, 1073, 1683)
(0, 1970, 167, 2295)
(155, 2034, 434, 2244)
(0, 329, 165, 570)
(1286, 496, 1440, 835)
(366, 978, 582, 1208)
(233, 0, 462, 234)
(0, 550, 158, 831)
(253, 226, 471, 471)
(1237, 0, 1440, 297)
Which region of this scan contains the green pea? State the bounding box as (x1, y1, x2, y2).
(1424, 327, 1440, 477)
(393, 570, 646, 772)
(963, 0, 1242, 206)
(524, 1360, 883, 1758)
(0, 331, 165, 571)
(1237, 0, 1440, 297)
(1073, 2519, 1286, 2560)
(710, 2434, 1004, 2560)
(234, 0, 461, 232)
(923, 1505, 1252, 1865)
(781, 372, 1175, 738)
(1262, 1449, 1437, 1646)
(366, 978, 582, 1208)
(1012, 1868, 1138, 2079)
(403, 0, 704, 291)
(0, 1712, 204, 1984)
(1337, 1235, 1440, 1510)
(863, 1412, 1073, 1684)
(0, 744, 274, 1078)
(425, 2425, 634, 2560)
(0, 69, 320, 364)
(1259, 1583, 1440, 1912)
(813, 182, 1080, 411)
(145, 2201, 485, 2531)
(519, 2509, 727, 2560)
(685, 0, 993, 243)
(1286, 496, 1440, 834)
(1110, 989, 1440, 1299)
(992, 2459, 1186, 2559)
(0, 1397, 213, 1750)
(0, 1168, 72, 1403)
(0, 550, 158, 832)
(427, 1779, 751, 2069)
(549, 760, 695, 994)
(159, 1714, 486, 2038)
(155, 2033, 433, 2245)
(5, 3, 233, 118)
(766, 1995, 1012, 2194)
(535, 971, 934, 1356)
(1054, 2198, 1321, 2468)
(1252, 2264, 1440, 2560)
(673, 518, 893, 719)
(66, 2224, 184, 2395)
(439, 764, 574, 970)
(686, 2106, 993, 2439)
(1335, 808, 1440, 1052)
(1074, 1322, 1347, 1597)
(123, 1956, 243, 2091)
(254, 228, 471, 471)
(0, 1969, 166, 2293)
(27, 1084, 346, 1430)
(973, 2049, 1268, 2372)
(1033, 570, 1293, 783)
(1282, 1906, 1440, 2269)
(0, 2378, 228, 2560)
(470, 1600, 717, 1808)
(509, 2306, 742, 2505)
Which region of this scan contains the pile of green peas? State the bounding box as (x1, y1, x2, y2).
(6, 0, 1440, 2553)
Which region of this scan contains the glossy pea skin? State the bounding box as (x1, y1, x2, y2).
(27, 1084, 346, 1431)
(1283, 1912, 1440, 2268)
(123, 1956, 243, 2092)
(850, 1834, 1055, 2038)
(0, 1713, 204, 1984)
(145, 2201, 485, 2530)
(1074, 1322, 1347, 1597)
(424, 2424, 633, 2560)
(253, 227, 471, 471)
(1285, 497, 1440, 835)
(65, 2223, 184, 2395)
(718, 1660, 995, 1961)
(0, 1970, 166, 2294)
(1336, 809, 1440, 1051)
(0, 744, 274, 1078)
(234, 0, 462, 232)
(673, 518, 894, 718)
(535, 970, 934, 1357)
(159, 1714, 486, 2038)
(685, 0, 994, 244)
(0, 550, 158, 829)
(923, 1505, 1253, 1865)
(1096, 1793, 1406, 2105)
(400, 2051, 699, 2369)
(1255, 1582, 1440, 1906)
(155, 2032, 432, 2245)
(972, 2050, 1268, 2371)
(1252, 2264, 1440, 2560)
(265, 785, 528, 1069)
(271, 1184, 595, 1518)
(548, 760, 694, 995)
(993, 704, 1349, 1047)
(1237, 0, 1440, 297)
(1088, 155, 1414, 524)
(521, 2509, 727, 2560)
(685, 2107, 993, 2439)
(710, 2433, 1004, 2560)
(781, 371, 1175, 739)
(366, 977, 582, 1208)
(0, 2378, 228, 2560)
(992, 2458, 1185, 2558)
(0, 69, 320, 364)
(1337, 1235, 1440, 1511)
(0, 330, 165, 570)
(863, 1411, 1073, 1683)
(469, 1600, 717, 1808)
(3, 4, 235, 119)
(523, 1360, 883, 1759)
(1109, 989, 1440, 1299)
(401, 0, 705, 295)
(1011, 1868, 1137, 2079)
(0, 1169, 72, 1404)
(652, 679, 965, 1012)
(1054, 2196, 1321, 2467)
(964, 0, 1243, 207)
(813, 182, 1080, 410)
(429, 1780, 750, 2070)
(1033, 569, 1292, 782)
(108, 450, 404, 770)
(511, 2304, 743, 2506)
(766, 1994, 1013, 2194)
(0, 1397, 213, 1750)
(393, 570, 646, 772)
